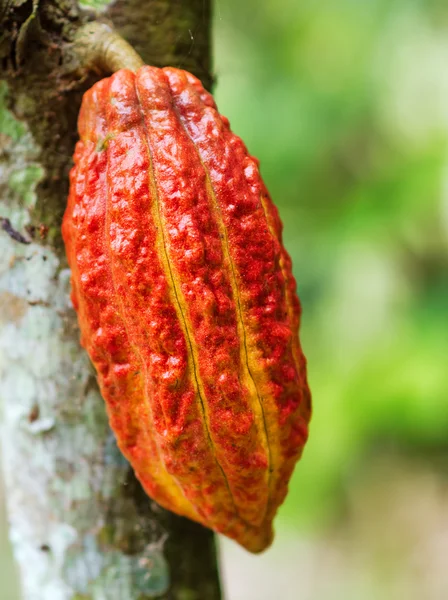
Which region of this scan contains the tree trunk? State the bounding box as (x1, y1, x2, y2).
(0, 1, 222, 598)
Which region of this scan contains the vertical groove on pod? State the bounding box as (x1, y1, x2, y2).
(133, 78, 244, 526)
(102, 97, 166, 496)
(165, 71, 273, 519)
(205, 173, 272, 520)
(102, 73, 200, 518)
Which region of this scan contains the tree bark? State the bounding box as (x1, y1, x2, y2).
(0, 1, 222, 598)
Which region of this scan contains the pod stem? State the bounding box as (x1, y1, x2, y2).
(74, 22, 144, 74)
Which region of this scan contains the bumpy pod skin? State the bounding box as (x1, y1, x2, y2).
(62, 67, 311, 553)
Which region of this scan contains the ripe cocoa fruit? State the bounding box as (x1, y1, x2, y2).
(62, 66, 311, 553)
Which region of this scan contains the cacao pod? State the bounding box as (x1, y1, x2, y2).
(62, 66, 311, 553)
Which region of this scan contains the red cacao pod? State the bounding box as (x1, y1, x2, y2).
(62, 66, 311, 553)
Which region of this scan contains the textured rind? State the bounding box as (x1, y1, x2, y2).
(62, 66, 311, 553)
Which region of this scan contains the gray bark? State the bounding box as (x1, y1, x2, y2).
(0, 1, 221, 598)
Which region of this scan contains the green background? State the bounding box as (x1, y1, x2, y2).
(2, 1, 448, 598)
(215, 2, 448, 598)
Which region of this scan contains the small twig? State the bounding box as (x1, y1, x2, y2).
(0, 217, 31, 244)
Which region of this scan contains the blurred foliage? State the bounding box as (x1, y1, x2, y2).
(214, 0, 448, 530)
